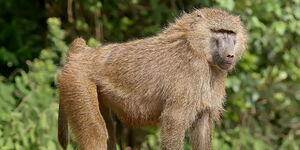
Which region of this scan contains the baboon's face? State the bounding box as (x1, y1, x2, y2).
(188, 8, 247, 71)
(210, 29, 237, 70)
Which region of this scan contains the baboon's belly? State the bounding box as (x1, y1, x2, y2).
(99, 92, 164, 127)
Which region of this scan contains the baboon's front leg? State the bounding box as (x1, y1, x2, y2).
(190, 111, 214, 150)
(160, 102, 188, 150)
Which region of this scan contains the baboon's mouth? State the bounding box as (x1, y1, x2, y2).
(218, 61, 233, 70)
(222, 60, 233, 65)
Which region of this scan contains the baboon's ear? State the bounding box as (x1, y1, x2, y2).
(197, 13, 203, 18)
(190, 12, 203, 27)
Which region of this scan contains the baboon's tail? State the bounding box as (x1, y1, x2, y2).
(57, 70, 68, 150)
(58, 103, 68, 150)
(57, 38, 87, 149)
(57, 38, 88, 149)
(57, 37, 110, 149)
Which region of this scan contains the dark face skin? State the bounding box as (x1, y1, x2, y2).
(210, 30, 237, 70)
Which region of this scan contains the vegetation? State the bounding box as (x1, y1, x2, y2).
(0, 0, 299, 149)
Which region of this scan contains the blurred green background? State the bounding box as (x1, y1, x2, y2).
(0, 0, 300, 150)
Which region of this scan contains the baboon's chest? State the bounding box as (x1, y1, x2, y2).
(191, 77, 226, 113)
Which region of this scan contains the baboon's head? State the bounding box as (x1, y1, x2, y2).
(185, 8, 247, 70)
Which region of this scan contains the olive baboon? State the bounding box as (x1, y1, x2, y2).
(57, 8, 247, 150)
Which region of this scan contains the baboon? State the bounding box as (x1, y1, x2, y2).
(57, 8, 247, 150)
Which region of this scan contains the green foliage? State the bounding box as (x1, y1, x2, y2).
(0, 0, 299, 149)
(0, 0, 45, 76)
(0, 18, 65, 150)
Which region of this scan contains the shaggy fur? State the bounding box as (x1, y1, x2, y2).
(57, 8, 247, 150)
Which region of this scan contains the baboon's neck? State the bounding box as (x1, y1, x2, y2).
(211, 66, 228, 77)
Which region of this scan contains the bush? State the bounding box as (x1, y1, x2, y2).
(0, 0, 299, 149)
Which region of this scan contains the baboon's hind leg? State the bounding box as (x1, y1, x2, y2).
(99, 103, 117, 150)
(58, 72, 108, 150)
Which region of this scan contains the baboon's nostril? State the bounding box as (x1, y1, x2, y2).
(227, 54, 234, 58)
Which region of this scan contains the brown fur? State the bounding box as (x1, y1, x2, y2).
(57, 8, 247, 150)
